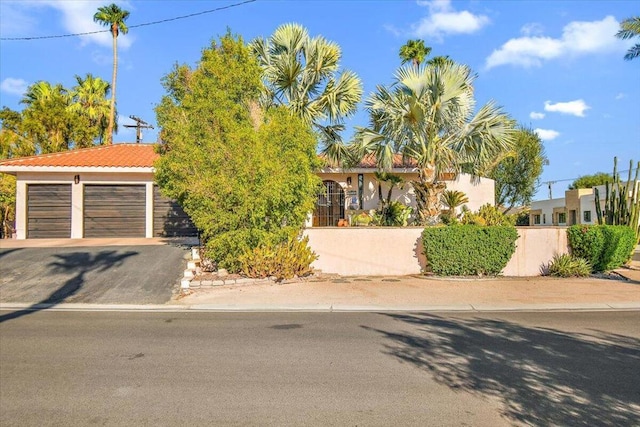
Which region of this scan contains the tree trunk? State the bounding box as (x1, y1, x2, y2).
(106, 26, 118, 145)
(412, 180, 447, 225)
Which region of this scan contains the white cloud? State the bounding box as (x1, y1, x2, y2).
(529, 111, 545, 120)
(404, 0, 490, 41)
(534, 128, 560, 141)
(0, 78, 29, 96)
(615, 93, 626, 100)
(544, 99, 590, 117)
(486, 16, 628, 69)
(520, 23, 544, 36)
(0, 1, 133, 49)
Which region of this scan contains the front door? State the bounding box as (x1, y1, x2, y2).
(313, 181, 345, 227)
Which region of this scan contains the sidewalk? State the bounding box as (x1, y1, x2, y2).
(168, 272, 640, 312)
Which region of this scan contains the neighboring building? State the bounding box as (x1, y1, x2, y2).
(0, 145, 496, 239)
(529, 183, 639, 226)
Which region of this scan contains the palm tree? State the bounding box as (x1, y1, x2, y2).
(21, 81, 71, 153)
(93, 3, 130, 144)
(399, 39, 431, 68)
(251, 23, 363, 166)
(353, 62, 515, 224)
(68, 74, 111, 144)
(442, 190, 469, 213)
(616, 16, 640, 60)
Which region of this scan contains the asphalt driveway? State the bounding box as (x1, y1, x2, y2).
(0, 245, 189, 305)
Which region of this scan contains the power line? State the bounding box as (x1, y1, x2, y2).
(0, 0, 257, 41)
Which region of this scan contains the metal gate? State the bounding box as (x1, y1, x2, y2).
(313, 180, 345, 227)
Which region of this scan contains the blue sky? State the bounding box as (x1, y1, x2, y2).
(1, 0, 638, 200)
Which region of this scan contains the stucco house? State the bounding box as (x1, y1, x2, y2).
(0, 144, 495, 239)
(529, 183, 640, 226)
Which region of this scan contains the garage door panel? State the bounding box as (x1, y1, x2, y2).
(27, 184, 71, 238)
(153, 186, 197, 237)
(84, 185, 146, 238)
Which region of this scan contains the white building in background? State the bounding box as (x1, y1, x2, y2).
(529, 182, 639, 227)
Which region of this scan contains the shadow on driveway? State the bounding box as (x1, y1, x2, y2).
(364, 313, 640, 426)
(0, 250, 137, 323)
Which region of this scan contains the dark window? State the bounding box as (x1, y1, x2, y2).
(558, 212, 566, 224)
(534, 214, 541, 225)
(543, 214, 546, 224)
(583, 210, 591, 222)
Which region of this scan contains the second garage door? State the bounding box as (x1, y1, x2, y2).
(84, 184, 146, 237)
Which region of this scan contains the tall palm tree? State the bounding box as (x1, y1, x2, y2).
(251, 23, 363, 166)
(399, 39, 431, 68)
(93, 3, 129, 144)
(616, 16, 640, 60)
(353, 62, 515, 224)
(68, 73, 112, 144)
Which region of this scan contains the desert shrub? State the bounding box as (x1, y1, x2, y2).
(353, 211, 373, 226)
(460, 204, 515, 226)
(599, 225, 636, 271)
(375, 201, 412, 226)
(545, 254, 591, 277)
(422, 225, 518, 276)
(567, 225, 605, 269)
(240, 234, 318, 280)
(567, 225, 635, 271)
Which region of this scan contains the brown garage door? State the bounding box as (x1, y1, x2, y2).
(27, 184, 72, 238)
(153, 186, 197, 237)
(84, 184, 146, 237)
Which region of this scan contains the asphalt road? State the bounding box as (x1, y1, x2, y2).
(1, 310, 638, 426)
(0, 245, 188, 305)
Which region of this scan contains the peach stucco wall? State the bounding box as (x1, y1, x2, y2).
(304, 227, 569, 277)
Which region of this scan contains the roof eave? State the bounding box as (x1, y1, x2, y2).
(0, 166, 155, 174)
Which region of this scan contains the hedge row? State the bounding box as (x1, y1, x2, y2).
(422, 225, 518, 276)
(567, 225, 636, 272)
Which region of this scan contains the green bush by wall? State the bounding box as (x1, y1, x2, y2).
(422, 225, 518, 276)
(567, 225, 636, 272)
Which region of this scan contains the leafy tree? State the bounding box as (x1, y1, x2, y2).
(616, 16, 640, 61)
(569, 172, 612, 190)
(251, 23, 363, 166)
(353, 62, 515, 224)
(93, 3, 130, 144)
(155, 33, 320, 272)
(399, 39, 431, 67)
(490, 126, 547, 212)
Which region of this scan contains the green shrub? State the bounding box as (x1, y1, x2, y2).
(375, 201, 412, 226)
(545, 254, 591, 277)
(422, 225, 518, 276)
(460, 204, 515, 226)
(567, 225, 635, 271)
(239, 234, 318, 280)
(599, 225, 636, 271)
(567, 225, 605, 269)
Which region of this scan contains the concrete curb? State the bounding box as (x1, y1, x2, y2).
(2, 302, 639, 313)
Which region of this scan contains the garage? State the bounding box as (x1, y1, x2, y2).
(27, 184, 72, 238)
(83, 184, 146, 237)
(153, 186, 197, 237)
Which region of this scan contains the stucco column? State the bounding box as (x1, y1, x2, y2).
(145, 182, 154, 238)
(15, 180, 27, 239)
(71, 181, 84, 238)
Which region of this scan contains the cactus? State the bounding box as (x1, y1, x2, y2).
(595, 157, 640, 242)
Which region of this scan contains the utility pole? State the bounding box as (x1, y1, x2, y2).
(123, 116, 154, 143)
(546, 181, 556, 199)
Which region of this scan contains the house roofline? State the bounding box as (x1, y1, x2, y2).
(0, 166, 155, 175)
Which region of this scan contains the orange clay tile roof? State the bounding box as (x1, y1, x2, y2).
(0, 143, 158, 168)
(355, 153, 417, 169)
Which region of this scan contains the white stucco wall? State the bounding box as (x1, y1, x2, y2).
(305, 227, 570, 277)
(530, 198, 566, 226)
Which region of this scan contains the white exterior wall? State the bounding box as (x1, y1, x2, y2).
(13, 171, 155, 239)
(530, 198, 566, 226)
